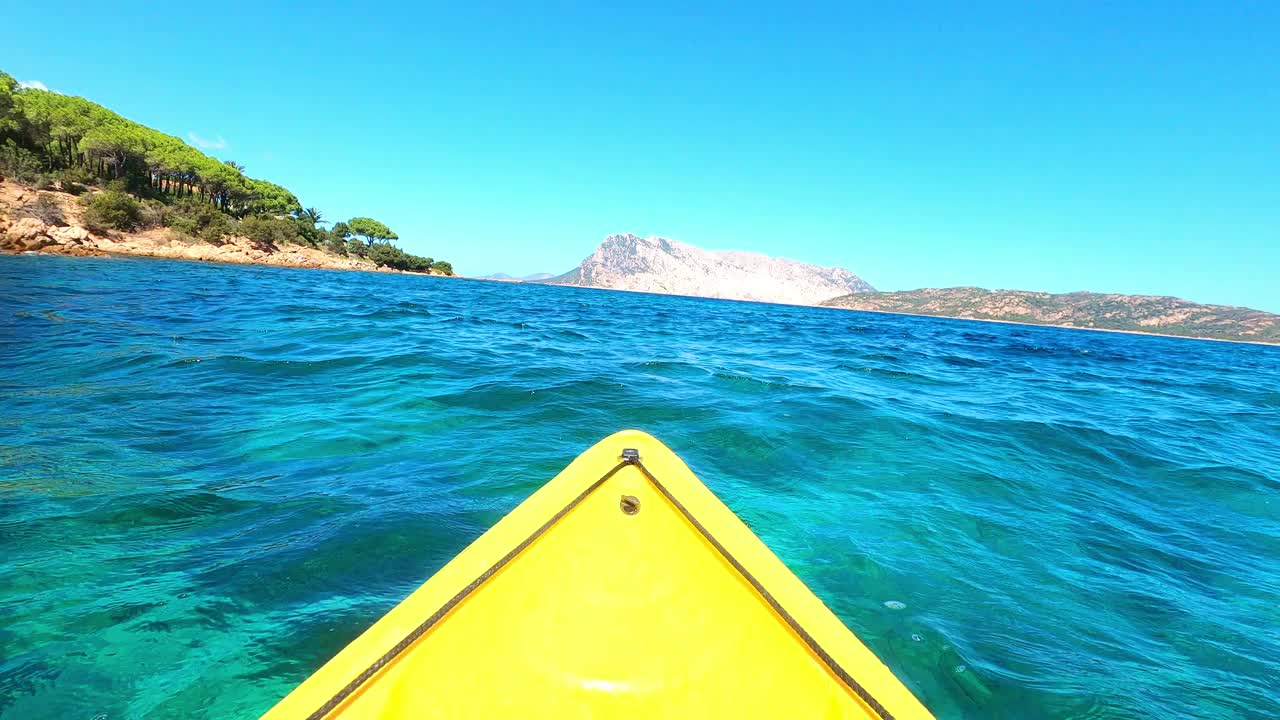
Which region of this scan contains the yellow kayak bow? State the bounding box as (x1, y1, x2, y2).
(263, 430, 933, 719)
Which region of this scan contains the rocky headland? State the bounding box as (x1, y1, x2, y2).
(542, 233, 874, 306)
(0, 180, 426, 273)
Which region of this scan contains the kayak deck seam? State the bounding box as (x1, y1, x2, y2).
(306, 451, 896, 720)
(627, 456, 896, 720)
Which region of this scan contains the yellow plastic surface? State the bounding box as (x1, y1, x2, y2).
(262, 430, 933, 719)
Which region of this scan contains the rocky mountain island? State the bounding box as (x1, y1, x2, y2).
(534, 233, 1278, 344)
(542, 233, 874, 306)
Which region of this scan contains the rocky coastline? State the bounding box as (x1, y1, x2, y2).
(0, 180, 436, 274)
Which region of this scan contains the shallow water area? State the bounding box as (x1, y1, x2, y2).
(2, 255, 1278, 719)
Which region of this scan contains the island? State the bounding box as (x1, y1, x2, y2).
(821, 288, 1280, 344)
(0, 71, 451, 275)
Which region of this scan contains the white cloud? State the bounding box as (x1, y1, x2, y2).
(18, 80, 49, 91)
(187, 132, 228, 150)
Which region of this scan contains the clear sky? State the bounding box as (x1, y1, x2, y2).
(5, 2, 1277, 309)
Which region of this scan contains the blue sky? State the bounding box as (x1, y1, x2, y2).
(5, 2, 1277, 309)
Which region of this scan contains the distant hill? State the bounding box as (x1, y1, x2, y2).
(542, 233, 873, 305)
(479, 272, 554, 282)
(821, 287, 1280, 344)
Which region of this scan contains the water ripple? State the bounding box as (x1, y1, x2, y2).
(1, 255, 1279, 719)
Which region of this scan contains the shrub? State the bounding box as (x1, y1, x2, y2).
(346, 238, 368, 258)
(240, 215, 299, 246)
(0, 141, 43, 184)
(431, 260, 454, 276)
(54, 167, 95, 196)
(166, 200, 234, 241)
(367, 242, 434, 272)
(323, 232, 348, 256)
(291, 218, 320, 247)
(166, 230, 200, 246)
(81, 191, 142, 233)
(167, 215, 197, 235)
(213, 215, 239, 241)
(56, 166, 95, 184)
(19, 193, 66, 226)
(138, 199, 169, 228)
(366, 242, 398, 267)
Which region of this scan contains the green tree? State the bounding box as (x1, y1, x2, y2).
(0, 67, 455, 273)
(240, 178, 300, 217)
(366, 243, 435, 272)
(0, 72, 18, 143)
(323, 230, 348, 256)
(0, 140, 42, 182)
(326, 221, 354, 256)
(299, 207, 324, 227)
(79, 123, 145, 183)
(347, 216, 398, 246)
(289, 207, 326, 247)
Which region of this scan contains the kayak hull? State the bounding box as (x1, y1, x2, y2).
(263, 430, 933, 719)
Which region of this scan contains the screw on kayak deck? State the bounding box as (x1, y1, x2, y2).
(620, 495, 641, 515)
(620, 448, 640, 463)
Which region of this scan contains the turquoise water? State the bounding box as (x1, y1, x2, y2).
(2, 255, 1279, 719)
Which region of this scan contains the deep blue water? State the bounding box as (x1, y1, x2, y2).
(2, 254, 1279, 719)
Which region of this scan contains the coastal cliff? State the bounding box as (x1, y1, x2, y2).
(544, 233, 874, 306)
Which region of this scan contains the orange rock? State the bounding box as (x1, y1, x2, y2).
(50, 225, 91, 245)
(7, 217, 49, 243)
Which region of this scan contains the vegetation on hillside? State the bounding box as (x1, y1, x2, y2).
(0, 70, 451, 274)
(820, 287, 1280, 344)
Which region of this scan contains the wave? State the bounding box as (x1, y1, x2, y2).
(2, 254, 1278, 719)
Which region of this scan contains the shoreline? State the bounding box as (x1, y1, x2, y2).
(822, 304, 1280, 347)
(506, 279, 1280, 347)
(0, 180, 452, 278)
(7, 248, 453, 278)
(12, 248, 1277, 347)
(2, 231, 454, 277)
(5, 180, 1271, 347)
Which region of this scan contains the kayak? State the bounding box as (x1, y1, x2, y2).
(263, 430, 933, 719)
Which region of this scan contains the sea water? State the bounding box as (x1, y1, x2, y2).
(2, 255, 1278, 719)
